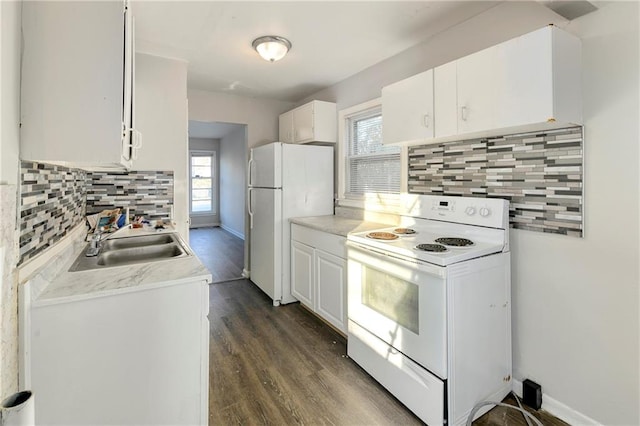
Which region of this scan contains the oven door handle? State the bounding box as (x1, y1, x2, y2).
(346, 240, 447, 278)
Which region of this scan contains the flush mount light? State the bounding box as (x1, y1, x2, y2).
(252, 36, 292, 62)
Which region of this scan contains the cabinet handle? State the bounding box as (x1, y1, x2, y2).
(132, 130, 143, 161)
(423, 114, 430, 128)
(461, 106, 468, 121)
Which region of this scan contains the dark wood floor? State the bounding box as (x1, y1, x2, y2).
(208, 280, 566, 426)
(190, 227, 244, 282)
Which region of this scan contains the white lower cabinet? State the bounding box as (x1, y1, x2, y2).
(291, 224, 347, 333)
(29, 280, 209, 425)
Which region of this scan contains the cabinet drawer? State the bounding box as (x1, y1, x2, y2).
(291, 224, 346, 259)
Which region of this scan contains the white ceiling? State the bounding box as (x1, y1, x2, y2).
(132, 1, 503, 102)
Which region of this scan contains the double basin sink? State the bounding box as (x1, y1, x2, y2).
(69, 233, 191, 272)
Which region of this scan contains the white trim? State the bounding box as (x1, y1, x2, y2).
(189, 150, 216, 215)
(220, 224, 245, 240)
(337, 97, 408, 202)
(338, 98, 382, 201)
(189, 222, 220, 229)
(512, 379, 601, 426)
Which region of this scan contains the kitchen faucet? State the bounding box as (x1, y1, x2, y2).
(85, 224, 132, 257)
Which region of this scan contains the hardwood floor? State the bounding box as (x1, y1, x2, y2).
(190, 227, 244, 282)
(208, 279, 422, 425)
(208, 279, 567, 426)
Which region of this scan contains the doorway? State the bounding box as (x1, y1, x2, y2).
(187, 120, 248, 282)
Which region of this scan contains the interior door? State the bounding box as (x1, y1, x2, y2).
(249, 188, 282, 302)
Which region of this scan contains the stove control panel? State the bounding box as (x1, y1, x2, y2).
(433, 200, 455, 212)
(416, 195, 508, 229)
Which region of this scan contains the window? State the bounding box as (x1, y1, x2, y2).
(190, 152, 215, 214)
(344, 103, 401, 197)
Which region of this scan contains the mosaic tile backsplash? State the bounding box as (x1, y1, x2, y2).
(19, 162, 86, 264)
(85, 171, 174, 219)
(408, 127, 583, 237)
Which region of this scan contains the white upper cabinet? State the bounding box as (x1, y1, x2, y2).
(382, 70, 434, 145)
(278, 111, 294, 143)
(391, 25, 581, 146)
(279, 100, 337, 144)
(21, 1, 139, 170)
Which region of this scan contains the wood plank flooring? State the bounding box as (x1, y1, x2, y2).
(208, 279, 567, 426)
(208, 279, 422, 425)
(190, 227, 244, 282)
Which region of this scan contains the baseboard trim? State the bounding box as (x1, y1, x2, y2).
(189, 222, 220, 229)
(512, 379, 600, 425)
(220, 224, 244, 240)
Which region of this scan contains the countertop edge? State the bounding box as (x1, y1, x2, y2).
(32, 273, 212, 308)
(290, 215, 394, 237)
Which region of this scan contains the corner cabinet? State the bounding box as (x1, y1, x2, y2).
(21, 1, 140, 170)
(382, 69, 434, 145)
(291, 224, 347, 334)
(279, 100, 337, 144)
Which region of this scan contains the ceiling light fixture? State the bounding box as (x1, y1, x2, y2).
(252, 36, 292, 62)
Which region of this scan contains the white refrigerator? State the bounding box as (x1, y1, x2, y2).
(248, 142, 334, 306)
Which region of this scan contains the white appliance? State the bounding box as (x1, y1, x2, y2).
(347, 195, 512, 426)
(248, 142, 334, 306)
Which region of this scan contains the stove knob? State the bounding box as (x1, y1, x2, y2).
(479, 207, 491, 217)
(465, 206, 476, 216)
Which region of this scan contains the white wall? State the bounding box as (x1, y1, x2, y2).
(0, 0, 21, 400)
(188, 137, 220, 228)
(301, 2, 639, 424)
(187, 89, 293, 271)
(509, 4, 638, 424)
(135, 53, 189, 240)
(219, 125, 247, 239)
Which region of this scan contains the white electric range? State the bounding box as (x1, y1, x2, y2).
(346, 195, 512, 425)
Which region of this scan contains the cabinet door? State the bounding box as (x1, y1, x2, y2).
(293, 103, 314, 143)
(21, 1, 129, 168)
(456, 46, 497, 134)
(382, 69, 434, 145)
(291, 241, 315, 308)
(279, 111, 294, 143)
(316, 250, 347, 333)
(495, 27, 554, 128)
(434, 62, 458, 139)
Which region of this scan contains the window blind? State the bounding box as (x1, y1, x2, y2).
(347, 108, 400, 195)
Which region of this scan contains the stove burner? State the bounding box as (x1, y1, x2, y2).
(393, 228, 416, 235)
(435, 237, 474, 247)
(366, 232, 399, 241)
(415, 243, 448, 253)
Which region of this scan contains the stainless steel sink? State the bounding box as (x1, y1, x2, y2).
(97, 244, 187, 267)
(69, 233, 191, 272)
(100, 234, 176, 251)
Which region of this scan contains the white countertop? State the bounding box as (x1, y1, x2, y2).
(289, 215, 393, 237)
(31, 226, 211, 307)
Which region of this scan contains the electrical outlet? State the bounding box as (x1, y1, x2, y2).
(522, 379, 542, 410)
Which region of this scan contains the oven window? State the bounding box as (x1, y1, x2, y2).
(362, 267, 419, 334)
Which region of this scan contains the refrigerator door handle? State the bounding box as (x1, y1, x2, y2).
(247, 157, 255, 188)
(247, 187, 254, 229)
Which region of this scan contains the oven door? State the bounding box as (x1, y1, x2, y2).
(347, 241, 447, 379)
